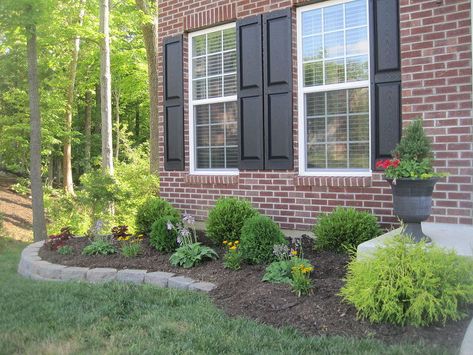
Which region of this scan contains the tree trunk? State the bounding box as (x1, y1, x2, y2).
(100, 0, 113, 175)
(84, 89, 92, 171)
(63, 5, 85, 195)
(135, 0, 159, 174)
(26, 22, 47, 241)
(114, 91, 120, 159)
(134, 103, 140, 141)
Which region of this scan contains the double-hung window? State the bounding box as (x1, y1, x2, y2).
(189, 24, 238, 174)
(297, 0, 371, 175)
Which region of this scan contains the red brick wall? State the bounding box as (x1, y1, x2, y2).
(157, 0, 473, 230)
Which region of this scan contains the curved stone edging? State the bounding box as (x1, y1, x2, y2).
(17, 241, 216, 293)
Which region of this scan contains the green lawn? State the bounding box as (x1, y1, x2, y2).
(0, 237, 451, 355)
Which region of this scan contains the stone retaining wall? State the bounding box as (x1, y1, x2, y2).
(17, 241, 216, 293)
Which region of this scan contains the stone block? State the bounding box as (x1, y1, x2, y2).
(116, 269, 146, 284)
(61, 267, 89, 281)
(188, 281, 216, 293)
(86, 268, 117, 283)
(144, 272, 175, 287)
(168, 276, 195, 290)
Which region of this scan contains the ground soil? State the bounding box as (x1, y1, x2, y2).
(1, 173, 470, 350)
(39, 234, 472, 349)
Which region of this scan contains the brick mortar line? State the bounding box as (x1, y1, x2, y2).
(17, 241, 216, 293)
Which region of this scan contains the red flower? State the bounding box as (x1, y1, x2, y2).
(376, 159, 400, 170)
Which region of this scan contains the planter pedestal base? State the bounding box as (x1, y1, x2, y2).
(402, 223, 431, 243)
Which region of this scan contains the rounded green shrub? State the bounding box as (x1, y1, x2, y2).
(149, 215, 181, 253)
(240, 215, 287, 264)
(206, 197, 258, 244)
(340, 235, 473, 326)
(135, 197, 180, 235)
(312, 207, 380, 252)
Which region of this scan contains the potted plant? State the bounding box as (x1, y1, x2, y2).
(376, 120, 445, 242)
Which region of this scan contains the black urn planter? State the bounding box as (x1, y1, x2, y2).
(386, 178, 439, 242)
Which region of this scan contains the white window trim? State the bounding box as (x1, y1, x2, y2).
(296, 0, 372, 177)
(188, 23, 239, 176)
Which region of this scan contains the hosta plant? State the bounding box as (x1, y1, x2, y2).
(82, 238, 117, 256)
(263, 242, 312, 284)
(57, 245, 74, 255)
(169, 243, 218, 268)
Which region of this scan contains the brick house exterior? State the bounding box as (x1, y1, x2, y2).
(157, 0, 473, 231)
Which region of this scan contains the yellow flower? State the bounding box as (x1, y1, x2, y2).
(228, 242, 233, 247)
(234, 240, 239, 244)
(290, 250, 298, 256)
(229, 245, 237, 250)
(223, 240, 228, 245)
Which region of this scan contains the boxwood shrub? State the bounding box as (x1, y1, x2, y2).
(135, 197, 180, 235)
(240, 215, 287, 264)
(312, 207, 380, 252)
(206, 197, 258, 244)
(340, 235, 473, 326)
(149, 215, 181, 253)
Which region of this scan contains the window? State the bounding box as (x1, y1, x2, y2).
(297, 0, 371, 176)
(189, 24, 238, 174)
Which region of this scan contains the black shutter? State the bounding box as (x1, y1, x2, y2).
(263, 8, 293, 170)
(163, 35, 184, 171)
(370, 0, 401, 167)
(237, 15, 264, 170)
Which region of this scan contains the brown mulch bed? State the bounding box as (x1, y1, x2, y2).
(39, 234, 471, 350)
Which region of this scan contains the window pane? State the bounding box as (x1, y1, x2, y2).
(226, 123, 238, 146)
(349, 114, 369, 141)
(306, 92, 325, 117)
(226, 147, 238, 168)
(307, 118, 325, 144)
(327, 143, 347, 168)
(302, 9, 322, 36)
(347, 56, 368, 82)
(195, 105, 209, 125)
(196, 126, 210, 146)
(223, 28, 236, 50)
(211, 148, 225, 168)
(323, 4, 343, 32)
(207, 31, 222, 53)
(197, 148, 210, 168)
(224, 75, 237, 96)
(307, 144, 326, 168)
(193, 79, 206, 100)
(325, 59, 345, 84)
(192, 35, 206, 57)
(327, 116, 347, 142)
(304, 62, 323, 86)
(324, 31, 344, 59)
(193, 57, 206, 79)
(211, 124, 225, 145)
(348, 87, 369, 113)
(207, 54, 222, 76)
(210, 103, 225, 124)
(327, 90, 346, 115)
(223, 51, 236, 73)
(349, 143, 369, 168)
(346, 27, 368, 56)
(208, 77, 222, 98)
(303, 35, 323, 61)
(345, 0, 367, 28)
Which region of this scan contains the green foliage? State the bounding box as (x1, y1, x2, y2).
(291, 263, 314, 297)
(392, 120, 432, 162)
(263, 258, 312, 284)
(340, 236, 473, 326)
(135, 197, 180, 235)
(149, 215, 181, 253)
(120, 241, 141, 258)
(57, 245, 74, 255)
(384, 159, 440, 180)
(223, 241, 242, 270)
(313, 207, 381, 253)
(10, 177, 30, 196)
(240, 215, 287, 264)
(82, 238, 116, 256)
(206, 197, 258, 244)
(169, 242, 218, 268)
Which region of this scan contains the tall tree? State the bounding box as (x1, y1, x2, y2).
(84, 89, 93, 172)
(25, 7, 48, 241)
(135, 0, 159, 174)
(63, 1, 86, 194)
(99, 0, 113, 174)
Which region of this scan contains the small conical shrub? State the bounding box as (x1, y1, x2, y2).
(392, 119, 432, 162)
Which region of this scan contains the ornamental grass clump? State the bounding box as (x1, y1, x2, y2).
(240, 215, 287, 264)
(312, 207, 380, 253)
(135, 197, 180, 235)
(340, 235, 473, 326)
(206, 197, 258, 244)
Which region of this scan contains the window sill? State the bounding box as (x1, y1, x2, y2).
(185, 174, 239, 185)
(294, 175, 372, 187)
